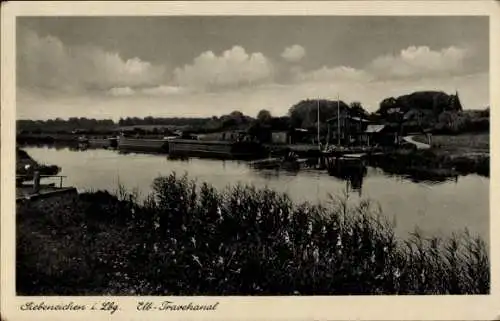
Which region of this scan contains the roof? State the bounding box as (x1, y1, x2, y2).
(351, 117, 370, 122)
(326, 115, 369, 123)
(365, 124, 386, 133)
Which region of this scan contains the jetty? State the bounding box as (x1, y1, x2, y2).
(16, 172, 77, 203)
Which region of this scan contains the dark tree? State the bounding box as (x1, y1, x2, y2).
(350, 102, 368, 118)
(256, 109, 272, 123)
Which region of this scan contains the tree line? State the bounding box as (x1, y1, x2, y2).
(17, 91, 489, 136)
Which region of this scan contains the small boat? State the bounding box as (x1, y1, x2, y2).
(249, 157, 284, 169)
(77, 136, 89, 143)
(325, 153, 367, 176)
(249, 152, 308, 170)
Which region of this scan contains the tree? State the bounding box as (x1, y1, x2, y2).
(377, 97, 397, 115)
(256, 109, 272, 123)
(350, 102, 368, 118)
(288, 99, 349, 129)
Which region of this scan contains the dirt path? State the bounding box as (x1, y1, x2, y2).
(402, 135, 431, 149)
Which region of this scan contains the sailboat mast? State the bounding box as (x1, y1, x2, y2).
(337, 94, 340, 146)
(317, 98, 320, 150)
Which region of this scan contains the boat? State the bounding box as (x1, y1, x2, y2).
(248, 157, 283, 169)
(77, 136, 89, 143)
(118, 136, 176, 153)
(168, 139, 267, 159)
(249, 157, 308, 169)
(325, 153, 367, 176)
(88, 136, 119, 149)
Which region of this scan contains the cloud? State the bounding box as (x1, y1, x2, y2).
(281, 45, 306, 63)
(140, 85, 185, 96)
(369, 46, 469, 78)
(17, 29, 167, 92)
(291, 45, 471, 85)
(173, 46, 274, 90)
(108, 87, 135, 96)
(296, 66, 374, 83)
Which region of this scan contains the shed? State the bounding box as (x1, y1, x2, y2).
(271, 131, 288, 144)
(362, 124, 399, 146)
(365, 124, 386, 133)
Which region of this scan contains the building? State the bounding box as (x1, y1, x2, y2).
(326, 114, 370, 146)
(361, 124, 400, 146)
(271, 131, 288, 144)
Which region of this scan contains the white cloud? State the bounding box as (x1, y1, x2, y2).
(291, 45, 471, 85)
(18, 29, 167, 92)
(369, 46, 469, 78)
(173, 46, 274, 90)
(108, 87, 135, 96)
(140, 85, 186, 96)
(281, 45, 306, 63)
(296, 66, 374, 83)
(18, 72, 488, 121)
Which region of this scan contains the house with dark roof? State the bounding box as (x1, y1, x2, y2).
(360, 124, 400, 146)
(326, 114, 370, 146)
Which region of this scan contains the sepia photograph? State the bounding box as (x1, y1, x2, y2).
(2, 2, 499, 320)
(13, 13, 492, 297)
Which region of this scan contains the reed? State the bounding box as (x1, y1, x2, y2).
(16, 172, 489, 295)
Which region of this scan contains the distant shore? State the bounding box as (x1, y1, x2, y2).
(18, 133, 490, 179)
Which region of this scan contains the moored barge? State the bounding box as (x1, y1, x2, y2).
(118, 136, 174, 153)
(168, 139, 267, 159)
(88, 137, 119, 149)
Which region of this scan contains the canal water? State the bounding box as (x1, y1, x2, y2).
(24, 146, 489, 242)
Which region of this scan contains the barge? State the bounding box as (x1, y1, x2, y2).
(168, 139, 267, 159)
(118, 136, 175, 153)
(88, 137, 119, 149)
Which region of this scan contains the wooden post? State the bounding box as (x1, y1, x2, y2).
(60, 176, 63, 188)
(33, 171, 40, 194)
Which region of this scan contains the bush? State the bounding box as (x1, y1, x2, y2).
(17, 173, 490, 295)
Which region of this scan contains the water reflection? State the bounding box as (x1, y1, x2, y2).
(19, 145, 489, 241)
(380, 169, 459, 186)
(16, 143, 467, 188)
(327, 167, 367, 196)
(249, 167, 300, 179)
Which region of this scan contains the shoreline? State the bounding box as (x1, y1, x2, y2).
(18, 140, 490, 180)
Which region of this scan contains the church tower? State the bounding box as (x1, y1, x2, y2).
(449, 90, 463, 111)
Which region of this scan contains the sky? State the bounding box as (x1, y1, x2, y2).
(16, 16, 489, 120)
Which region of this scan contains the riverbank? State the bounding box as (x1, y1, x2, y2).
(17, 148, 61, 179)
(370, 132, 490, 179)
(17, 173, 489, 295)
(411, 133, 489, 175)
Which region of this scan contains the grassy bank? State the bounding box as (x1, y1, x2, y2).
(16, 148, 61, 179)
(413, 133, 489, 153)
(372, 146, 489, 178)
(17, 173, 489, 295)
(408, 134, 489, 177)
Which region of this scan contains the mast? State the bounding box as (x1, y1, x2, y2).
(317, 98, 320, 150)
(337, 94, 340, 146)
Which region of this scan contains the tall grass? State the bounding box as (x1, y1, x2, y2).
(16, 172, 489, 295)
